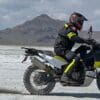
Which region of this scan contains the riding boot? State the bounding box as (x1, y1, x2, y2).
(61, 59, 75, 82)
(61, 73, 69, 82)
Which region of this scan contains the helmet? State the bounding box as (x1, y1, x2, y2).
(69, 12, 88, 30)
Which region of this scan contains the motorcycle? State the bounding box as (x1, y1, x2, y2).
(22, 26, 100, 95)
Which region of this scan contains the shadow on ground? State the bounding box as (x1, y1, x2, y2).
(0, 88, 28, 95)
(48, 92, 100, 99)
(0, 88, 99, 99)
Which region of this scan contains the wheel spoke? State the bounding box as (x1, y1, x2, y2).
(30, 69, 48, 90)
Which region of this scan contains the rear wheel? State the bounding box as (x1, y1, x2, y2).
(23, 66, 56, 95)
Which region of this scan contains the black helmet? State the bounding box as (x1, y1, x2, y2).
(69, 12, 88, 30)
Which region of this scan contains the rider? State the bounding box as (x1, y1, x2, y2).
(54, 12, 90, 82)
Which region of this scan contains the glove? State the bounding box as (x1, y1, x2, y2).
(85, 39, 96, 45)
(85, 39, 92, 45)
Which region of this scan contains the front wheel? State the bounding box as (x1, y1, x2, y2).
(23, 66, 56, 95)
(96, 71, 100, 90)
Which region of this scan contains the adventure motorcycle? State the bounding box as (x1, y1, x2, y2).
(22, 26, 100, 95)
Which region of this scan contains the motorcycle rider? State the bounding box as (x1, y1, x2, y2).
(54, 12, 91, 83)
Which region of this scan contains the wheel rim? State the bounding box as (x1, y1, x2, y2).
(29, 69, 51, 90)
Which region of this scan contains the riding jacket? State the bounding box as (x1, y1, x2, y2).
(54, 23, 87, 57)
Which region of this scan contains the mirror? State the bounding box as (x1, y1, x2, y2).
(88, 25, 93, 39)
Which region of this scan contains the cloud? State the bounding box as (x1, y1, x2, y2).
(50, 13, 68, 21)
(40, 0, 45, 3)
(94, 9, 100, 16)
(0, 0, 100, 31)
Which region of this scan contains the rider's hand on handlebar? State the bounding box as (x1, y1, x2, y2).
(85, 39, 96, 45)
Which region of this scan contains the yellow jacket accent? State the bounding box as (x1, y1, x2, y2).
(64, 24, 68, 28)
(67, 32, 76, 39)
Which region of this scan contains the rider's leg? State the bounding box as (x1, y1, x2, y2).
(61, 56, 80, 82)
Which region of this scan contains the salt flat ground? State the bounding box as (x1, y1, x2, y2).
(0, 45, 99, 100)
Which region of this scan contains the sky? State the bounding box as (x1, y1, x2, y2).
(0, 0, 100, 31)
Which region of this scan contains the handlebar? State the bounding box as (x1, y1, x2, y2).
(88, 39, 100, 48)
(86, 39, 100, 46)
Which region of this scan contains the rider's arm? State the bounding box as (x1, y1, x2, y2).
(71, 36, 87, 43)
(67, 32, 88, 44)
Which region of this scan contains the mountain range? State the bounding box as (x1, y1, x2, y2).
(0, 14, 65, 46)
(0, 14, 99, 46)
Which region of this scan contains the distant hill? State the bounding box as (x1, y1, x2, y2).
(0, 14, 65, 46)
(0, 14, 99, 46)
